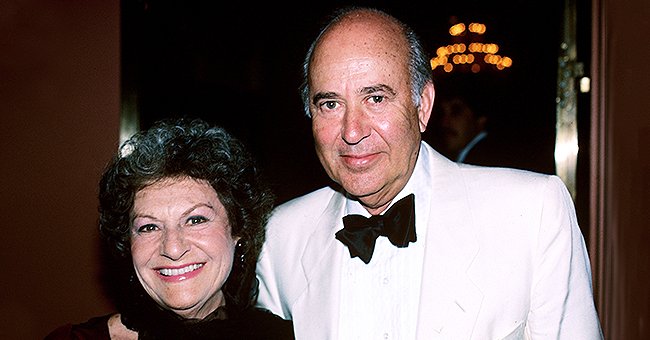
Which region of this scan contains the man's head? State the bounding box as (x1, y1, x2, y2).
(301, 7, 435, 214)
(433, 95, 487, 160)
(428, 74, 497, 160)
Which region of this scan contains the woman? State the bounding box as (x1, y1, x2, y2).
(47, 118, 293, 339)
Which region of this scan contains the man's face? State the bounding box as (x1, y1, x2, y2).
(436, 97, 486, 157)
(307, 14, 433, 214)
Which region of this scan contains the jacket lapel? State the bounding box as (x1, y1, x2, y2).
(295, 191, 346, 340)
(416, 147, 483, 339)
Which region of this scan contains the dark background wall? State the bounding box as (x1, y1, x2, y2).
(0, 1, 119, 339)
(0, 1, 648, 339)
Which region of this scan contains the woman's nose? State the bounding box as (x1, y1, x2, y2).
(160, 227, 189, 260)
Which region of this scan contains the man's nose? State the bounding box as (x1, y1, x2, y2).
(341, 105, 371, 145)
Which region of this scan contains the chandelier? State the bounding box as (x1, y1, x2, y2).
(430, 21, 512, 74)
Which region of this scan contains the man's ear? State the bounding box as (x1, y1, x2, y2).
(418, 82, 435, 133)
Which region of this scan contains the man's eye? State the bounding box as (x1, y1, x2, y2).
(188, 216, 207, 225)
(369, 95, 384, 104)
(137, 224, 158, 233)
(321, 101, 338, 110)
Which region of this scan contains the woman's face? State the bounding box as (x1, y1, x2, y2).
(130, 177, 239, 319)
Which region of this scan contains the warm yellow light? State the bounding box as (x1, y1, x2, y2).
(432, 22, 512, 73)
(449, 23, 466, 36)
(468, 23, 486, 34)
(486, 54, 502, 65)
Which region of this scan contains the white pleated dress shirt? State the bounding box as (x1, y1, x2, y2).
(337, 159, 430, 340)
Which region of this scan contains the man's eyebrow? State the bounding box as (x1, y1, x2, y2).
(312, 84, 396, 105)
(312, 92, 338, 105)
(360, 84, 396, 96)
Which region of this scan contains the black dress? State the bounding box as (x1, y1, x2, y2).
(45, 308, 294, 340)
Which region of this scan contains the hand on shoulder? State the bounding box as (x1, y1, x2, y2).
(108, 314, 137, 340)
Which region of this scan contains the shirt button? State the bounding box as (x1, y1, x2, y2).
(383, 277, 389, 284)
(383, 332, 389, 339)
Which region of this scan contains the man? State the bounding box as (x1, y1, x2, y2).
(432, 93, 489, 163)
(256, 6, 602, 339)
(428, 80, 555, 174)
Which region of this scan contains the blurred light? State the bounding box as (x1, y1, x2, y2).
(554, 140, 579, 165)
(554, 126, 579, 195)
(449, 23, 466, 36)
(468, 22, 486, 34)
(579, 77, 591, 93)
(431, 21, 512, 74)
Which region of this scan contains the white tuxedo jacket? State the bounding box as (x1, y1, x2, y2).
(256, 142, 602, 339)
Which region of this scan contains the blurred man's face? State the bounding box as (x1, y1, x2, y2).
(435, 97, 486, 158)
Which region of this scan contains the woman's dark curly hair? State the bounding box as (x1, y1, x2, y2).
(98, 117, 274, 317)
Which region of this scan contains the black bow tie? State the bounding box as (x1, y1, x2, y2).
(335, 194, 416, 264)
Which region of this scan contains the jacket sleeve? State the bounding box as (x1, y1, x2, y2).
(256, 209, 292, 320)
(526, 175, 603, 339)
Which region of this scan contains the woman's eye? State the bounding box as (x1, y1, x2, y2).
(188, 216, 207, 225)
(137, 224, 158, 233)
